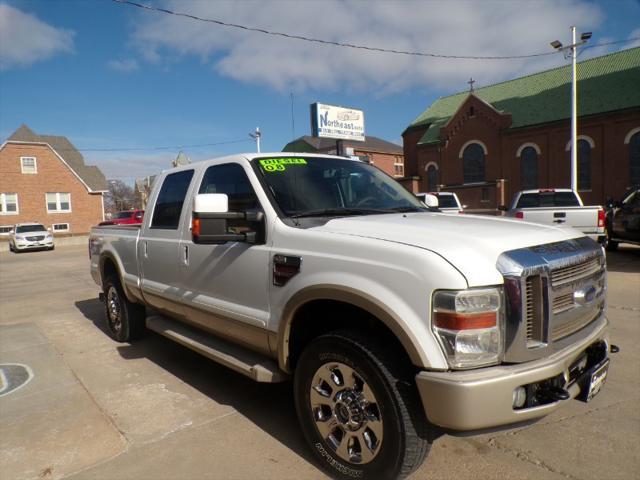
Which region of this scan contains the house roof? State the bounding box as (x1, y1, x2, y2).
(410, 46, 640, 145)
(6, 124, 108, 192)
(283, 135, 403, 155)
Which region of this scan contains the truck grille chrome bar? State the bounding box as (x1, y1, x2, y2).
(550, 257, 601, 287)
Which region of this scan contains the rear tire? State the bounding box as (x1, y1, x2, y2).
(294, 330, 431, 480)
(604, 226, 618, 251)
(103, 275, 145, 342)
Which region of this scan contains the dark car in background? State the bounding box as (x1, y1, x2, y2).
(604, 186, 640, 251)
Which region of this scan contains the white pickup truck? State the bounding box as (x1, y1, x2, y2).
(502, 189, 605, 243)
(89, 153, 611, 480)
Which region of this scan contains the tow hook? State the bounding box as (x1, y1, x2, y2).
(610, 344, 620, 353)
(535, 385, 571, 404)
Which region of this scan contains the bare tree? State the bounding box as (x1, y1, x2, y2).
(105, 180, 138, 215)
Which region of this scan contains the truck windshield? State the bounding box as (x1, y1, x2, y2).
(16, 225, 46, 233)
(516, 192, 580, 208)
(255, 157, 427, 217)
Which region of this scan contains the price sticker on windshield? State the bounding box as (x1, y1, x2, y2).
(259, 158, 307, 172)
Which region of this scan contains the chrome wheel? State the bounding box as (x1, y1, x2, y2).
(310, 362, 383, 464)
(106, 286, 122, 333)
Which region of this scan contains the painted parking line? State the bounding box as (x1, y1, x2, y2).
(0, 363, 34, 397)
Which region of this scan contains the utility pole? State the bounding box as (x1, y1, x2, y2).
(249, 127, 261, 153)
(551, 27, 592, 191)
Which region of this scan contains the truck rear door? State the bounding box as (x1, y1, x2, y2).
(138, 169, 196, 317)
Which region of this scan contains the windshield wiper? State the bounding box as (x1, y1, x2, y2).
(289, 208, 392, 218)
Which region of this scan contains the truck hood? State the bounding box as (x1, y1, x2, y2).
(314, 212, 583, 286)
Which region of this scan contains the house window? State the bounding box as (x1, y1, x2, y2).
(0, 193, 19, 215)
(520, 146, 538, 190)
(52, 223, 70, 232)
(630, 132, 640, 186)
(46, 192, 71, 213)
(21, 156, 37, 174)
(393, 157, 404, 177)
(462, 143, 486, 183)
(0, 225, 14, 234)
(426, 164, 438, 191)
(577, 139, 591, 191)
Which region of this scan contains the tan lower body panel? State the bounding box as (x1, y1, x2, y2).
(415, 316, 609, 430)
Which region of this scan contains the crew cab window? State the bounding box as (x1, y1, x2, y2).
(199, 163, 261, 236)
(151, 170, 194, 229)
(199, 163, 260, 211)
(515, 192, 580, 208)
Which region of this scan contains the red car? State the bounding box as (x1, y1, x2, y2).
(100, 210, 144, 226)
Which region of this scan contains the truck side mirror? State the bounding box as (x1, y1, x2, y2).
(192, 193, 263, 245)
(423, 194, 439, 208)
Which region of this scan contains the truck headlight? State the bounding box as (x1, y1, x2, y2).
(432, 287, 505, 369)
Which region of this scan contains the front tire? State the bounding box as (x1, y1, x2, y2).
(103, 275, 145, 342)
(294, 330, 430, 480)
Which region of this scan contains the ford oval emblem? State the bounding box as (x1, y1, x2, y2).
(574, 286, 597, 306)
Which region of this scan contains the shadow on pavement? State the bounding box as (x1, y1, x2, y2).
(605, 246, 640, 273)
(74, 299, 113, 338)
(73, 297, 317, 467)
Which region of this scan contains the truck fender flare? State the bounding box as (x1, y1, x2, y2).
(276, 284, 428, 373)
(99, 251, 136, 303)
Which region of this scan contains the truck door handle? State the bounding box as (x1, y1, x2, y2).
(183, 245, 189, 266)
(144, 241, 148, 258)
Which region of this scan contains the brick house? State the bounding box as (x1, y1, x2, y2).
(402, 47, 640, 211)
(283, 135, 405, 178)
(0, 125, 108, 235)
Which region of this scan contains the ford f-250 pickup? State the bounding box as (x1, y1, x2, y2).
(90, 153, 612, 480)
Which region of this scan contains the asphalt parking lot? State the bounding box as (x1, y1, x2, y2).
(1, 244, 638, 480)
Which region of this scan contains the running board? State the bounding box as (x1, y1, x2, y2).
(146, 315, 288, 383)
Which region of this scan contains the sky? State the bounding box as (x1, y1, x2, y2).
(1, 0, 639, 184)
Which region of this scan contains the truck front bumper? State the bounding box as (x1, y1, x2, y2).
(415, 316, 609, 431)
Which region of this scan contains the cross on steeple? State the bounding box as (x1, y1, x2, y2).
(467, 78, 475, 92)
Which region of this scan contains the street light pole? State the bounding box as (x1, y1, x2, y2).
(570, 26, 578, 192)
(249, 127, 261, 153)
(551, 28, 591, 192)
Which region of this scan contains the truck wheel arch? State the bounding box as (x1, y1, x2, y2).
(277, 285, 428, 373)
(100, 253, 136, 303)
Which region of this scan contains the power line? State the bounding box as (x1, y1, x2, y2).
(113, 0, 640, 60)
(112, 0, 560, 60)
(26, 138, 253, 153)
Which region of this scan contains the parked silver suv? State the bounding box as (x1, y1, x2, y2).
(9, 223, 55, 252)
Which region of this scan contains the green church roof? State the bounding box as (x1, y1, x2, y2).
(410, 47, 640, 145)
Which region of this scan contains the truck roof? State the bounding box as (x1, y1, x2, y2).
(160, 152, 360, 175)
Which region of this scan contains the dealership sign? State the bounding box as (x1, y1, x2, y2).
(310, 103, 365, 142)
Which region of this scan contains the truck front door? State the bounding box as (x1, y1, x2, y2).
(179, 162, 271, 353)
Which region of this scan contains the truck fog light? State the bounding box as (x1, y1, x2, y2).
(513, 386, 527, 408)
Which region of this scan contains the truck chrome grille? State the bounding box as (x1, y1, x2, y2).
(524, 276, 544, 345)
(552, 292, 574, 313)
(550, 257, 600, 287)
(551, 311, 600, 341)
(524, 279, 534, 341)
(26, 235, 45, 241)
(497, 237, 606, 363)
